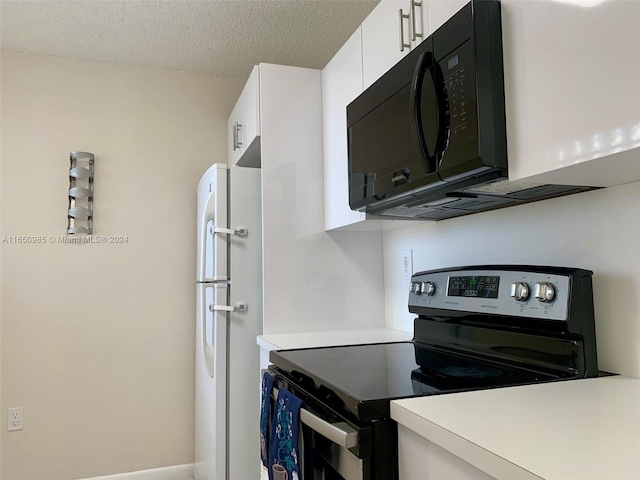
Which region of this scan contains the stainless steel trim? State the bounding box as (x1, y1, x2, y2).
(67, 227, 91, 234)
(70, 151, 94, 160)
(68, 186, 93, 198)
(68, 206, 92, 218)
(69, 167, 93, 179)
(271, 387, 358, 449)
(411, 0, 423, 41)
(399, 9, 411, 51)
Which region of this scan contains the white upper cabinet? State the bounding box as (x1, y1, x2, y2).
(428, 0, 469, 33)
(362, 0, 415, 89)
(228, 66, 261, 167)
(322, 28, 367, 230)
(502, 0, 640, 187)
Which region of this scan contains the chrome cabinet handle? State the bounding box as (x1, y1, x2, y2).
(411, 0, 423, 42)
(399, 9, 411, 52)
(232, 122, 237, 150)
(271, 387, 358, 449)
(233, 122, 243, 151)
(232, 122, 243, 150)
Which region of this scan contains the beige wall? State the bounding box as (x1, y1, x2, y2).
(0, 51, 243, 480)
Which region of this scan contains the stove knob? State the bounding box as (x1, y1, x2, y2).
(411, 282, 422, 295)
(510, 282, 530, 301)
(422, 281, 436, 296)
(534, 282, 556, 303)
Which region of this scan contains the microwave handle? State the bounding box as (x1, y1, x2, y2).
(432, 61, 450, 161)
(410, 51, 437, 172)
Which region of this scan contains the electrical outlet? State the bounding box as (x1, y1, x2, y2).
(8, 407, 23, 431)
(400, 249, 413, 280)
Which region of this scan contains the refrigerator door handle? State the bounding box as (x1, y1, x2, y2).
(200, 285, 217, 378)
(211, 226, 248, 237)
(209, 302, 248, 313)
(198, 193, 217, 281)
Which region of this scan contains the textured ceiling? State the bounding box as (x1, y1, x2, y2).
(0, 0, 379, 78)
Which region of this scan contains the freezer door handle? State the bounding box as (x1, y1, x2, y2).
(209, 302, 248, 313)
(198, 194, 216, 281)
(211, 226, 248, 237)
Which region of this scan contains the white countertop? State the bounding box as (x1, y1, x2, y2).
(391, 375, 640, 480)
(257, 327, 413, 351)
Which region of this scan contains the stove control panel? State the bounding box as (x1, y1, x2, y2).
(409, 269, 571, 321)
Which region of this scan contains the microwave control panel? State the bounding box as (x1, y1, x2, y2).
(440, 40, 477, 146)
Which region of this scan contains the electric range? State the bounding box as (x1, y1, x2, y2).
(268, 265, 599, 480)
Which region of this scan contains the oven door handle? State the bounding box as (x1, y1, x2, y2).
(272, 388, 358, 449)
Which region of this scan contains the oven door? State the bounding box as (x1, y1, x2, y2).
(272, 387, 364, 480)
(299, 406, 398, 480)
(269, 369, 398, 480)
(306, 425, 363, 480)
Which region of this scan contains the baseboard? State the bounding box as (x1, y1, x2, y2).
(78, 464, 194, 480)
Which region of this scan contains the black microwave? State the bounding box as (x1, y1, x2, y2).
(347, 0, 594, 220)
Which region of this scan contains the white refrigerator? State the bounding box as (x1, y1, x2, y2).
(195, 163, 262, 480)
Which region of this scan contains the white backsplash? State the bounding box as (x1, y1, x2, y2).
(383, 181, 640, 378)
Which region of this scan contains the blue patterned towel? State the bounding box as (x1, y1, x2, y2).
(260, 372, 275, 467)
(268, 387, 303, 480)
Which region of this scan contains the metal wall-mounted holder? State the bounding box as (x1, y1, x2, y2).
(67, 151, 94, 234)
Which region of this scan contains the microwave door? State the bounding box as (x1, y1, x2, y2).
(348, 89, 432, 210)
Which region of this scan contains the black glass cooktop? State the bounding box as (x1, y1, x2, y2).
(270, 342, 567, 422)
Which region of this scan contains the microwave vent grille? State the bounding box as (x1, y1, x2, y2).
(462, 179, 545, 196)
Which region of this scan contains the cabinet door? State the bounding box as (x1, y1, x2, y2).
(322, 28, 367, 231)
(502, 0, 640, 185)
(228, 66, 261, 167)
(362, 0, 413, 89)
(398, 425, 497, 480)
(428, 0, 468, 33)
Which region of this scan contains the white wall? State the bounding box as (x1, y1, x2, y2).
(0, 51, 244, 480)
(383, 182, 640, 378)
